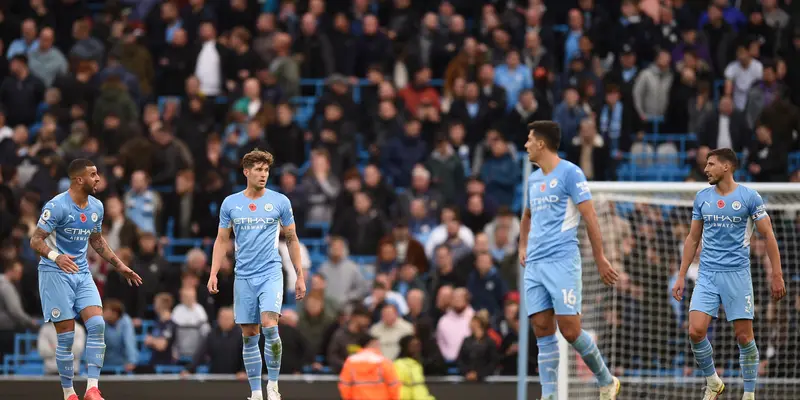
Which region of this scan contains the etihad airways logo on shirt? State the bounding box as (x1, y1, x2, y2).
(233, 217, 279, 230)
(703, 214, 744, 228)
(64, 228, 93, 235)
(531, 195, 559, 205)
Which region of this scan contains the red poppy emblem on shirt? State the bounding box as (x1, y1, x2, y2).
(80, 213, 87, 223)
(539, 184, 546, 192)
(717, 200, 726, 209)
(248, 203, 257, 212)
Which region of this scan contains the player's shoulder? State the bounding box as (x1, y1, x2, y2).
(46, 191, 69, 207)
(88, 195, 104, 210)
(557, 159, 585, 180)
(221, 191, 245, 205)
(737, 184, 760, 197)
(266, 187, 290, 202)
(695, 186, 715, 198)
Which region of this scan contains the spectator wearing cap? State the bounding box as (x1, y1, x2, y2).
(425, 133, 465, 205)
(6, 18, 39, 59)
(27, 27, 67, 87)
(479, 131, 520, 207)
(0, 55, 45, 127)
(632, 48, 673, 121)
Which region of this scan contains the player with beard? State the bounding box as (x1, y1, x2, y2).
(673, 148, 785, 400)
(30, 159, 142, 400)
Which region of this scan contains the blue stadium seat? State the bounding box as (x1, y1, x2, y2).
(155, 365, 184, 374)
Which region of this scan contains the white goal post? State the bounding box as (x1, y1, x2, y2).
(517, 177, 800, 400)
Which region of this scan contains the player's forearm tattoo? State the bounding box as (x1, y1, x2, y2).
(282, 226, 303, 276)
(89, 233, 122, 268)
(30, 228, 54, 257)
(283, 226, 297, 245)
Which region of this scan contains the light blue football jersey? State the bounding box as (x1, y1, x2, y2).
(37, 191, 104, 273)
(525, 160, 592, 263)
(219, 190, 295, 279)
(692, 185, 767, 272)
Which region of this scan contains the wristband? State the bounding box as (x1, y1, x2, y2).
(47, 251, 60, 262)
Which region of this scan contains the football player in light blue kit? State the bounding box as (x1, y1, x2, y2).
(518, 121, 621, 400)
(30, 159, 142, 400)
(207, 149, 306, 400)
(672, 148, 786, 400)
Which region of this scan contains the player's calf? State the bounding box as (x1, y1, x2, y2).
(243, 333, 263, 400)
(262, 312, 282, 400)
(56, 330, 77, 400)
(84, 315, 106, 392)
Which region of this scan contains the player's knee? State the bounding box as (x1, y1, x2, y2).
(688, 326, 706, 343)
(241, 324, 260, 337)
(736, 332, 754, 345)
(560, 328, 581, 343)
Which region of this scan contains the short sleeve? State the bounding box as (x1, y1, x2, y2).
(724, 63, 736, 80)
(92, 202, 104, 233)
(748, 190, 768, 221)
(219, 197, 232, 229)
(691, 192, 703, 220)
(565, 167, 592, 205)
(37, 201, 63, 233)
(279, 196, 295, 226)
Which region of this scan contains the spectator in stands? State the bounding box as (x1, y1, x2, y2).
(449, 81, 491, 148)
(160, 169, 203, 238)
(363, 164, 396, 218)
(0, 55, 45, 127)
(370, 303, 415, 360)
(157, 28, 194, 97)
(408, 198, 437, 239)
(101, 196, 138, 251)
(38, 321, 85, 375)
(298, 293, 337, 365)
(632, 48, 673, 122)
(405, 288, 428, 325)
(725, 40, 763, 111)
(463, 193, 492, 235)
(425, 206, 475, 260)
(144, 293, 177, 367)
(6, 18, 39, 59)
(698, 95, 751, 153)
(396, 165, 444, 221)
(749, 123, 789, 182)
(553, 87, 587, 148)
(331, 191, 389, 256)
(69, 18, 104, 64)
(270, 103, 305, 168)
(275, 309, 312, 374)
(171, 286, 211, 361)
(365, 275, 410, 322)
(269, 33, 300, 98)
(338, 333, 401, 400)
(566, 118, 612, 181)
(745, 61, 785, 129)
(430, 246, 467, 296)
(328, 306, 372, 373)
(378, 219, 429, 274)
(467, 252, 508, 316)
(436, 287, 474, 361)
(480, 131, 520, 207)
(183, 307, 245, 377)
(0, 260, 38, 355)
(150, 124, 194, 187)
(394, 335, 435, 399)
(318, 236, 369, 307)
(124, 170, 160, 234)
(426, 133, 465, 206)
(383, 120, 428, 189)
(457, 310, 498, 381)
(294, 13, 335, 81)
(302, 148, 340, 225)
(393, 264, 426, 298)
(103, 299, 138, 372)
(194, 22, 225, 98)
(27, 27, 67, 87)
(507, 89, 549, 149)
(497, 299, 536, 376)
(115, 27, 154, 99)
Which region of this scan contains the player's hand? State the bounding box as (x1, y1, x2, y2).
(672, 276, 686, 301)
(55, 254, 80, 273)
(518, 247, 526, 267)
(295, 277, 306, 300)
(207, 275, 219, 294)
(771, 274, 786, 301)
(596, 256, 619, 286)
(117, 265, 142, 286)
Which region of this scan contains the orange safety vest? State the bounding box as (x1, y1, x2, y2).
(338, 348, 401, 400)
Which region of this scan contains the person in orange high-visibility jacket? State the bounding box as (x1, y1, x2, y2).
(338, 334, 401, 400)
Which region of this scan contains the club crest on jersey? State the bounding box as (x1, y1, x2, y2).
(717, 200, 726, 209)
(248, 203, 257, 212)
(732, 201, 742, 210)
(549, 179, 558, 188)
(264, 203, 274, 212)
(51, 308, 61, 319)
(91, 213, 98, 222)
(539, 183, 546, 192)
(80, 213, 87, 223)
(41, 209, 51, 221)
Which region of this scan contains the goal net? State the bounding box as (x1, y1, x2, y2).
(560, 182, 800, 400)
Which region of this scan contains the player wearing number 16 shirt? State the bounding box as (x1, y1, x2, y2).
(30, 159, 142, 400)
(672, 148, 786, 400)
(518, 121, 621, 400)
(207, 149, 306, 400)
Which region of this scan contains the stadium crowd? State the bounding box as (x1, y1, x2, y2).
(0, 0, 799, 385)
